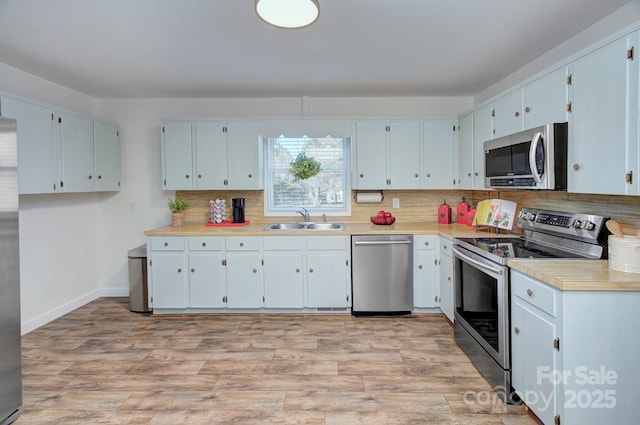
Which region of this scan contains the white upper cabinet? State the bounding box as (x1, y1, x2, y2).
(522, 67, 569, 129)
(568, 32, 638, 195)
(162, 120, 262, 190)
(1, 95, 60, 193)
(354, 120, 421, 189)
(422, 120, 456, 189)
(457, 112, 474, 189)
(0, 94, 120, 194)
(491, 90, 523, 139)
(472, 104, 493, 189)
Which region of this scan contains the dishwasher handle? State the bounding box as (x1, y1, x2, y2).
(354, 240, 412, 246)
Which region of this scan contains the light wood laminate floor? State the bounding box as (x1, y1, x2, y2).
(19, 298, 539, 424)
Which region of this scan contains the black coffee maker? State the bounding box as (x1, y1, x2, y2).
(232, 198, 245, 223)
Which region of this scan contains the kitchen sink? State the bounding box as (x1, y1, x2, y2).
(263, 222, 345, 231)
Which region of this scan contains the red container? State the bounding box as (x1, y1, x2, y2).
(457, 197, 470, 225)
(438, 200, 451, 224)
(467, 206, 476, 226)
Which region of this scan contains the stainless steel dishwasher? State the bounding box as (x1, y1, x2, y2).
(351, 235, 413, 315)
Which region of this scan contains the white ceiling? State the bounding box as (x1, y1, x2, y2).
(0, 0, 632, 98)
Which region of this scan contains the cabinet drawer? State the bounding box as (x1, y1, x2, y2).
(306, 236, 347, 251)
(439, 237, 453, 258)
(415, 235, 437, 250)
(188, 236, 224, 251)
(512, 271, 557, 317)
(263, 236, 304, 251)
(225, 236, 261, 251)
(150, 237, 185, 251)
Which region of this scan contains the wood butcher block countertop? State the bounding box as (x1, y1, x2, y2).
(508, 259, 640, 291)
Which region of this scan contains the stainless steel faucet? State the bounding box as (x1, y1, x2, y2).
(322, 213, 327, 223)
(296, 207, 310, 222)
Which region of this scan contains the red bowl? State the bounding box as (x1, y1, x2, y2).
(370, 216, 395, 225)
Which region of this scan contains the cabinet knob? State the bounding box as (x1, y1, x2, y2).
(474, 172, 478, 176)
(414, 173, 419, 178)
(191, 268, 195, 273)
(295, 268, 300, 273)
(514, 111, 520, 117)
(418, 265, 423, 270)
(239, 242, 244, 247)
(248, 174, 252, 178)
(177, 268, 182, 273)
(224, 179, 228, 185)
(526, 289, 533, 297)
(424, 241, 429, 246)
(97, 175, 102, 180)
(202, 242, 206, 247)
(514, 327, 520, 335)
(426, 173, 431, 178)
(573, 163, 580, 171)
(164, 242, 168, 246)
(309, 268, 314, 273)
(88, 175, 93, 180)
(252, 268, 257, 273)
(467, 173, 471, 177)
(386, 179, 391, 185)
(198, 174, 202, 178)
(525, 106, 531, 113)
(359, 173, 364, 178)
(448, 276, 452, 281)
(185, 174, 190, 179)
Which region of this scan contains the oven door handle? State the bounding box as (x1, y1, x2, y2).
(452, 246, 503, 276)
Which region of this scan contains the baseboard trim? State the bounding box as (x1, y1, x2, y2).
(21, 287, 130, 335)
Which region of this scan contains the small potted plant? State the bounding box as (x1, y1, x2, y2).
(168, 197, 189, 227)
(289, 152, 321, 181)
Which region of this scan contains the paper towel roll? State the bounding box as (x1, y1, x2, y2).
(355, 191, 383, 203)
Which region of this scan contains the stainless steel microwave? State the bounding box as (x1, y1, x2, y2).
(484, 123, 567, 190)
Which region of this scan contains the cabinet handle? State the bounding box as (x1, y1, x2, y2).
(386, 179, 391, 185)
(177, 268, 182, 273)
(309, 268, 314, 273)
(626, 171, 634, 184)
(295, 268, 300, 273)
(514, 327, 520, 335)
(418, 265, 423, 270)
(252, 268, 257, 273)
(191, 268, 195, 273)
(224, 179, 228, 185)
(526, 289, 533, 297)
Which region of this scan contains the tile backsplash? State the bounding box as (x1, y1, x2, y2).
(177, 189, 640, 233)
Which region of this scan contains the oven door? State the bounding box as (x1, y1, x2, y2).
(452, 245, 510, 369)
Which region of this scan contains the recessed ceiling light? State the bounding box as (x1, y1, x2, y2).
(255, 0, 320, 29)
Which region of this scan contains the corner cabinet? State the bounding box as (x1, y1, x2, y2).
(510, 270, 640, 425)
(0, 93, 121, 194)
(161, 120, 262, 190)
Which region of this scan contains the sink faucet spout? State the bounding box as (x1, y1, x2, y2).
(296, 207, 310, 222)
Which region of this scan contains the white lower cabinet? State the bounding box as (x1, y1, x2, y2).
(263, 236, 304, 308)
(438, 237, 454, 322)
(306, 236, 351, 308)
(510, 269, 640, 425)
(225, 237, 263, 309)
(414, 235, 439, 308)
(187, 236, 226, 308)
(149, 237, 188, 310)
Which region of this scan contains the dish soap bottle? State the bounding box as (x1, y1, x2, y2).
(438, 199, 452, 224)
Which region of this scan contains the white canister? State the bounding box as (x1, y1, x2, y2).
(608, 235, 640, 273)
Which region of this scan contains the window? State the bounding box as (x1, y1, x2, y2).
(265, 135, 350, 215)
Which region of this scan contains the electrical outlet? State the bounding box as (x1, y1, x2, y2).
(392, 198, 400, 208)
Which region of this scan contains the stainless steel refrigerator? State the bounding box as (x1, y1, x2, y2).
(0, 117, 22, 425)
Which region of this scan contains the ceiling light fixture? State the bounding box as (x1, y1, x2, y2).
(255, 0, 319, 29)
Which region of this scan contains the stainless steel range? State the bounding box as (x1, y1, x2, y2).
(452, 207, 608, 403)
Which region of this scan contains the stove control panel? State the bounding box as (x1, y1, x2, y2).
(517, 208, 607, 243)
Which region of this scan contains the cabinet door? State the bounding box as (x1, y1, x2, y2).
(59, 111, 95, 192)
(306, 252, 349, 308)
(188, 253, 226, 308)
(569, 35, 632, 194)
(151, 253, 188, 309)
(511, 299, 558, 425)
(162, 121, 193, 190)
(226, 253, 263, 308)
(438, 254, 454, 322)
(226, 122, 261, 189)
(94, 120, 121, 191)
(1, 95, 59, 194)
(388, 121, 421, 189)
(457, 112, 474, 189)
(423, 120, 455, 189)
(523, 67, 569, 130)
(263, 253, 304, 308)
(354, 121, 388, 189)
(194, 121, 225, 189)
(473, 104, 493, 189)
(414, 250, 438, 308)
(492, 90, 523, 139)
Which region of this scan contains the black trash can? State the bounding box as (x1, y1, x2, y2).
(128, 245, 151, 312)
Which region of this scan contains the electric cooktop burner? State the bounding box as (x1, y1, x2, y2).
(454, 208, 609, 265)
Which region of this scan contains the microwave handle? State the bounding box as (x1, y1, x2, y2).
(529, 131, 544, 183)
